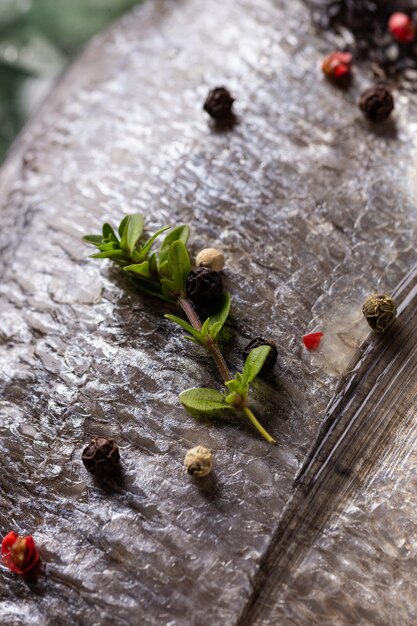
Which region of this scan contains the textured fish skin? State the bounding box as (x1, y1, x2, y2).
(1, 0, 417, 625)
(238, 261, 417, 624)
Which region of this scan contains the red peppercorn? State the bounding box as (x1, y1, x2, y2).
(1, 531, 40, 575)
(303, 332, 324, 351)
(388, 13, 416, 44)
(321, 51, 352, 82)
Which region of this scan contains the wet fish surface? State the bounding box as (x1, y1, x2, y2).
(1, 0, 417, 625)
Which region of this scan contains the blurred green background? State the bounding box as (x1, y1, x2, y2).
(0, 0, 141, 162)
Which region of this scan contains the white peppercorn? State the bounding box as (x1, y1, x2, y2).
(184, 445, 213, 478)
(195, 248, 225, 272)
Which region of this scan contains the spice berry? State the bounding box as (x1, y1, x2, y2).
(303, 332, 324, 351)
(1, 532, 40, 575)
(196, 248, 225, 272)
(186, 267, 223, 306)
(82, 436, 120, 476)
(362, 294, 397, 332)
(388, 13, 416, 44)
(184, 445, 213, 478)
(321, 51, 352, 82)
(203, 87, 234, 120)
(359, 85, 394, 122)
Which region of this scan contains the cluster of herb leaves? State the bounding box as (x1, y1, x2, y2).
(84, 214, 275, 443)
(84, 214, 186, 299)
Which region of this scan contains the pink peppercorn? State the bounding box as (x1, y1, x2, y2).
(1, 532, 40, 576)
(321, 52, 352, 82)
(388, 13, 416, 44)
(303, 332, 324, 351)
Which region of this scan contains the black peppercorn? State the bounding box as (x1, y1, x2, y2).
(203, 87, 234, 120)
(186, 267, 223, 306)
(359, 85, 394, 122)
(242, 337, 278, 369)
(82, 436, 120, 476)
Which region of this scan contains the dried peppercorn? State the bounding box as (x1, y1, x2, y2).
(82, 436, 120, 476)
(196, 248, 225, 272)
(186, 267, 223, 306)
(359, 85, 394, 122)
(243, 337, 278, 369)
(203, 87, 234, 120)
(388, 13, 416, 44)
(321, 51, 352, 83)
(303, 332, 324, 351)
(362, 294, 397, 332)
(1, 532, 40, 575)
(184, 445, 213, 478)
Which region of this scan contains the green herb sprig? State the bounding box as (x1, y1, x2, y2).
(83, 214, 276, 444)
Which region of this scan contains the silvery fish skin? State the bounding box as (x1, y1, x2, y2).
(239, 261, 417, 625)
(1, 0, 417, 624)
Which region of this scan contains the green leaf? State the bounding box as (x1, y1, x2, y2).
(208, 293, 231, 329)
(133, 225, 170, 262)
(241, 345, 271, 385)
(118, 215, 129, 238)
(149, 252, 159, 276)
(201, 318, 211, 337)
(160, 278, 177, 299)
(202, 293, 231, 341)
(209, 321, 223, 341)
(184, 335, 199, 343)
(97, 241, 120, 252)
(225, 392, 237, 405)
(90, 249, 127, 260)
(83, 234, 103, 246)
(224, 378, 246, 408)
(159, 225, 190, 266)
(102, 223, 118, 242)
(120, 214, 144, 255)
(123, 261, 150, 277)
(179, 387, 229, 412)
(158, 260, 169, 277)
(164, 314, 202, 341)
(167, 240, 191, 294)
(130, 280, 174, 303)
(225, 378, 245, 396)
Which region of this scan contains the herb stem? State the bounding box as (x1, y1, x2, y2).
(178, 295, 232, 382)
(178, 295, 275, 444)
(242, 406, 276, 444)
